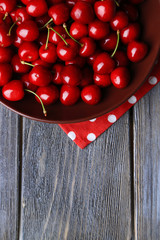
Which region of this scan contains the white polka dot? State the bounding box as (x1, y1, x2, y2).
(68, 131, 76, 140)
(87, 133, 96, 141)
(128, 95, 137, 104)
(89, 118, 97, 122)
(108, 114, 117, 123)
(148, 76, 158, 85)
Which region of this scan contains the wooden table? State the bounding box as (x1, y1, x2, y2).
(0, 83, 160, 240)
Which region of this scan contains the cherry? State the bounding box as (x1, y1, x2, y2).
(32, 59, 52, 68)
(0, 12, 12, 25)
(111, 67, 130, 88)
(66, 0, 76, 9)
(120, 23, 140, 44)
(21, 73, 38, 92)
(88, 19, 110, 40)
(11, 54, 31, 73)
(70, 21, 88, 40)
(39, 43, 57, 64)
(0, 63, 12, 86)
(2, 80, 24, 101)
(16, 20, 39, 41)
(127, 41, 148, 62)
(37, 31, 47, 46)
(93, 73, 111, 87)
(35, 14, 50, 28)
(60, 85, 80, 106)
(110, 11, 128, 31)
(26, 0, 48, 17)
(29, 65, 53, 87)
(65, 55, 86, 68)
(87, 49, 101, 66)
(93, 52, 115, 74)
(52, 63, 64, 85)
(21, 0, 32, 5)
(79, 37, 96, 57)
(48, 3, 70, 25)
(114, 50, 129, 67)
(94, 0, 116, 22)
(0, 46, 13, 63)
(0, 0, 16, 14)
(79, 67, 93, 88)
(36, 85, 59, 105)
(0, 23, 13, 47)
(11, 7, 32, 25)
(57, 38, 79, 61)
(49, 26, 67, 45)
(81, 84, 101, 105)
(61, 64, 82, 86)
(18, 42, 39, 62)
(71, 1, 95, 24)
(99, 32, 117, 51)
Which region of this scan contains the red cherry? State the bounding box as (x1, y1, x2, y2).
(37, 30, 47, 46)
(0, 63, 12, 86)
(21, 73, 38, 92)
(0, 12, 12, 25)
(93, 73, 111, 87)
(60, 85, 80, 106)
(122, 3, 139, 22)
(52, 63, 63, 85)
(29, 65, 53, 87)
(11, 7, 32, 25)
(70, 21, 88, 40)
(39, 43, 57, 64)
(111, 67, 130, 88)
(88, 19, 109, 40)
(79, 37, 96, 57)
(66, 0, 76, 9)
(0, 0, 16, 14)
(110, 11, 128, 31)
(61, 65, 82, 86)
(65, 55, 86, 68)
(2, 80, 24, 101)
(11, 54, 31, 73)
(48, 3, 70, 25)
(71, 1, 95, 24)
(16, 20, 39, 41)
(0, 23, 13, 47)
(32, 58, 52, 68)
(114, 50, 129, 67)
(81, 84, 101, 105)
(49, 26, 67, 45)
(94, 0, 116, 22)
(57, 38, 79, 61)
(35, 14, 50, 28)
(26, 0, 48, 17)
(36, 85, 59, 105)
(18, 42, 39, 62)
(21, 0, 32, 5)
(120, 23, 140, 44)
(93, 52, 115, 74)
(99, 32, 117, 51)
(127, 41, 148, 62)
(0, 46, 13, 63)
(87, 49, 101, 66)
(79, 67, 93, 88)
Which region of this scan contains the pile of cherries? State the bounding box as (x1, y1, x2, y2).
(0, 0, 148, 116)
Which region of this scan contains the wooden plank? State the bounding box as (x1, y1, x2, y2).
(20, 112, 132, 240)
(0, 105, 20, 240)
(133, 84, 160, 240)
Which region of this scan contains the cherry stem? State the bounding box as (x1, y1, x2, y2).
(114, 0, 120, 7)
(8, 19, 21, 36)
(40, 18, 53, 30)
(49, 27, 68, 46)
(45, 27, 50, 50)
(25, 89, 47, 117)
(21, 61, 35, 67)
(63, 23, 83, 47)
(111, 30, 120, 58)
(3, 12, 8, 21)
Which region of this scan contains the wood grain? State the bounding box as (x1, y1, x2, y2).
(19, 113, 132, 240)
(133, 84, 160, 240)
(0, 105, 20, 240)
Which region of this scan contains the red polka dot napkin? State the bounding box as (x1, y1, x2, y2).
(59, 58, 160, 149)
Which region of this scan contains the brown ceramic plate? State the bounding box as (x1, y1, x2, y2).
(0, 0, 160, 123)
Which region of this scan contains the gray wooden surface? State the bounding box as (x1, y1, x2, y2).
(0, 83, 160, 240)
